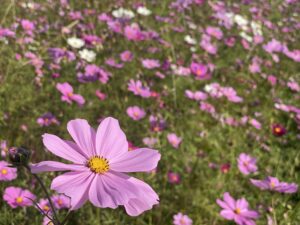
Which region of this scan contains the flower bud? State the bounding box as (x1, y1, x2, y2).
(9, 147, 31, 166)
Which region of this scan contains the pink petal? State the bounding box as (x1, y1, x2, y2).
(51, 170, 94, 210)
(110, 148, 160, 172)
(71, 94, 85, 105)
(43, 134, 87, 163)
(67, 119, 96, 157)
(89, 174, 121, 209)
(124, 176, 159, 216)
(236, 198, 248, 210)
(95, 117, 128, 160)
(30, 161, 85, 174)
(223, 192, 236, 210)
(220, 209, 235, 220)
(216, 199, 231, 210)
(241, 210, 259, 219)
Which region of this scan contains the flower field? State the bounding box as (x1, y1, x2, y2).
(0, 0, 300, 224)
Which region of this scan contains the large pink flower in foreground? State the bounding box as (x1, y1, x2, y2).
(30, 117, 161, 216)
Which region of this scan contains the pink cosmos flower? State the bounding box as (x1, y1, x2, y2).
(142, 59, 161, 69)
(250, 176, 298, 193)
(237, 153, 257, 175)
(190, 62, 208, 79)
(37, 198, 51, 214)
(30, 117, 161, 216)
(0, 160, 17, 181)
(0, 140, 8, 157)
(167, 133, 182, 149)
(249, 119, 261, 130)
(37, 113, 59, 127)
(56, 82, 85, 106)
(206, 26, 223, 40)
(51, 194, 71, 209)
(128, 79, 151, 98)
(173, 212, 193, 225)
(95, 90, 107, 101)
(126, 106, 146, 120)
(143, 137, 158, 148)
(217, 192, 259, 225)
(21, 19, 35, 34)
(3, 186, 36, 208)
(124, 24, 145, 41)
(168, 172, 181, 184)
(120, 50, 133, 62)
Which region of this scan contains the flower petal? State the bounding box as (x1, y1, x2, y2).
(124, 176, 159, 216)
(43, 134, 87, 163)
(220, 209, 235, 220)
(51, 170, 94, 210)
(30, 161, 86, 174)
(110, 148, 160, 172)
(223, 192, 236, 210)
(67, 119, 96, 157)
(95, 117, 128, 160)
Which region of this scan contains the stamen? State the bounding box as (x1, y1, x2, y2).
(87, 156, 109, 174)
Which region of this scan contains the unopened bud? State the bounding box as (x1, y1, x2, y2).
(9, 147, 31, 166)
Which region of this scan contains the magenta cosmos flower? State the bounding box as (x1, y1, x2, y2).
(30, 117, 161, 216)
(126, 106, 146, 120)
(250, 176, 298, 193)
(217, 192, 259, 225)
(3, 186, 36, 208)
(237, 153, 257, 175)
(56, 82, 85, 106)
(173, 212, 193, 225)
(51, 194, 70, 209)
(0, 160, 17, 181)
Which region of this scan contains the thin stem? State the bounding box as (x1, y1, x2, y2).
(24, 165, 61, 225)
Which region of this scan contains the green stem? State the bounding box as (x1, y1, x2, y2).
(25, 165, 61, 225)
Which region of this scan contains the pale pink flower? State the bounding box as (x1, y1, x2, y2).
(142, 59, 161, 69)
(167, 133, 182, 149)
(56, 82, 85, 106)
(30, 118, 160, 216)
(126, 106, 146, 120)
(173, 212, 193, 225)
(237, 153, 257, 175)
(51, 194, 70, 209)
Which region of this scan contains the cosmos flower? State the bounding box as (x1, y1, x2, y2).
(30, 118, 160, 216)
(51, 194, 70, 209)
(167, 133, 182, 149)
(168, 172, 181, 184)
(3, 186, 36, 208)
(128, 79, 151, 98)
(124, 24, 145, 41)
(67, 37, 85, 49)
(79, 49, 96, 62)
(37, 113, 59, 127)
(190, 62, 208, 79)
(56, 82, 85, 106)
(173, 212, 193, 225)
(237, 153, 257, 175)
(0, 140, 8, 157)
(126, 106, 146, 120)
(0, 161, 17, 181)
(272, 124, 286, 137)
(217, 192, 259, 225)
(37, 198, 51, 214)
(250, 177, 298, 193)
(120, 50, 133, 62)
(206, 26, 223, 40)
(137, 6, 152, 16)
(142, 59, 161, 69)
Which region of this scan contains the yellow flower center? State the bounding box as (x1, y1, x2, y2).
(234, 208, 241, 214)
(270, 181, 275, 188)
(274, 127, 281, 133)
(67, 92, 73, 97)
(16, 197, 23, 203)
(196, 69, 202, 76)
(58, 199, 63, 205)
(1, 169, 8, 175)
(87, 156, 109, 174)
(43, 205, 50, 211)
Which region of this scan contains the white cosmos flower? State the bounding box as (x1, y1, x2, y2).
(79, 49, 96, 62)
(239, 31, 253, 42)
(112, 8, 135, 19)
(67, 37, 84, 49)
(184, 35, 197, 45)
(251, 21, 263, 36)
(234, 15, 248, 27)
(137, 6, 151, 16)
